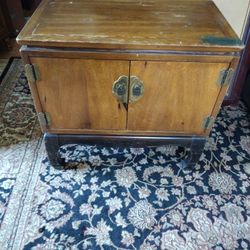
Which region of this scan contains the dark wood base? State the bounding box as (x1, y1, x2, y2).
(44, 133, 206, 169)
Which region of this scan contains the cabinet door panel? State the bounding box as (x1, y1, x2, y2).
(128, 61, 229, 134)
(31, 57, 128, 130)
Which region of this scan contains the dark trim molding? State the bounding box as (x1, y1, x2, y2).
(44, 133, 206, 169)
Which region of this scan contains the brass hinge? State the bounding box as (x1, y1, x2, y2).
(202, 116, 215, 130)
(217, 68, 234, 87)
(37, 112, 51, 130)
(24, 64, 41, 84)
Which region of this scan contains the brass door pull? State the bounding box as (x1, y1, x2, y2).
(112, 75, 129, 104)
(129, 76, 144, 103)
(113, 75, 144, 105)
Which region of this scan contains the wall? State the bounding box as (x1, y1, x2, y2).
(213, 0, 250, 38)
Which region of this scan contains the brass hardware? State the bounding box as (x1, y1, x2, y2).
(217, 68, 234, 87)
(45, 112, 51, 126)
(225, 68, 235, 86)
(202, 116, 215, 130)
(37, 112, 51, 131)
(24, 64, 41, 84)
(25, 64, 35, 83)
(129, 76, 144, 103)
(112, 75, 128, 103)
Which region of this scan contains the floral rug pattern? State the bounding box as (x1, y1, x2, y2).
(0, 59, 249, 250)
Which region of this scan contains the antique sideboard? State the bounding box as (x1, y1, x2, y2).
(17, 0, 243, 168)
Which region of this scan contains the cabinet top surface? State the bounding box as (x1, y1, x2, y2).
(17, 0, 243, 52)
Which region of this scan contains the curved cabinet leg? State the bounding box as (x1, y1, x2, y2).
(182, 137, 206, 168)
(44, 133, 65, 169)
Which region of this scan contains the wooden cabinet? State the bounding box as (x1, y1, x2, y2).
(17, 0, 243, 168)
(27, 56, 231, 135)
(0, 0, 25, 37)
(0, 3, 9, 47)
(0, 0, 25, 49)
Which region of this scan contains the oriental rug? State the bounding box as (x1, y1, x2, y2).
(0, 59, 250, 250)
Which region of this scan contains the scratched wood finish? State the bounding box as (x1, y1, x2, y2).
(128, 61, 229, 133)
(17, 0, 241, 52)
(30, 57, 129, 130)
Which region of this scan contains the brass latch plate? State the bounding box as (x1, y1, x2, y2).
(37, 112, 51, 130)
(217, 68, 234, 87)
(112, 75, 128, 104)
(202, 116, 215, 130)
(24, 64, 41, 84)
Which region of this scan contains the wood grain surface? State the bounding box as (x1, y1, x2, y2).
(17, 0, 242, 52)
(128, 60, 229, 133)
(30, 57, 129, 130)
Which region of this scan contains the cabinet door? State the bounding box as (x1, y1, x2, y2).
(128, 61, 229, 134)
(31, 57, 128, 130)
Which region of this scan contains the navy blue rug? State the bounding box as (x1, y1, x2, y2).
(0, 59, 250, 249)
